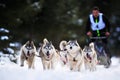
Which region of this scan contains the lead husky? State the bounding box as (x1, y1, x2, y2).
(38, 38, 57, 70)
(20, 40, 36, 69)
(60, 40, 83, 71)
(83, 42, 97, 71)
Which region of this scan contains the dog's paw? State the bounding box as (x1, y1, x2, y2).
(70, 67, 73, 71)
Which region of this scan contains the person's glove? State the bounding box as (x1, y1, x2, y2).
(105, 32, 110, 36)
(87, 31, 92, 36)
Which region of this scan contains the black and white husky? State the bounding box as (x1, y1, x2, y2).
(60, 40, 83, 71)
(20, 40, 36, 69)
(83, 42, 97, 71)
(38, 38, 57, 70)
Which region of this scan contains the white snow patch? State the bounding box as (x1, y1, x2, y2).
(0, 57, 120, 80)
(0, 36, 9, 40)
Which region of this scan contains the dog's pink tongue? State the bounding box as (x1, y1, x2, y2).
(47, 55, 50, 58)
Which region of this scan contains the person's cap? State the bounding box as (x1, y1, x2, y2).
(92, 6, 100, 11)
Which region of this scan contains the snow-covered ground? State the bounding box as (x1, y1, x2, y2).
(0, 56, 120, 80)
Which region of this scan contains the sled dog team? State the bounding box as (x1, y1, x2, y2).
(20, 38, 98, 71)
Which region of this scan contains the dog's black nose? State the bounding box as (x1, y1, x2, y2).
(87, 53, 89, 56)
(64, 49, 67, 51)
(86, 53, 92, 60)
(46, 51, 50, 56)
(70, 47, 72, 49)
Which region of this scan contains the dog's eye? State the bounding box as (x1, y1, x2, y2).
(44, 46, 47, 49)
(47, 45, 52, 49)
(70, 46, 72, 49)
(29, 46, 32, 48)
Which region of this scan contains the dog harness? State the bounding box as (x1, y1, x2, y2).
(89, 13, 105, 31)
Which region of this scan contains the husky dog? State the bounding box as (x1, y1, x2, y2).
(58, 40, 68, 65)
(38, 38, 57, 70)
(20, 40, 36, 69)
(94, 41, 111, 68)
(83, 43, 97, 71)
(57, 50, 68, 65)
(62, 40, 83, 71)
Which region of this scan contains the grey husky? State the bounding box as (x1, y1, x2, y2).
(60, 40, 83, 71)
(20, 40, 36, 69)
(83, 42, 97, 71)
(38, 38, 57, 70)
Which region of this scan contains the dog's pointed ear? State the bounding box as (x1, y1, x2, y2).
(68, 40, 72, 42)
(83, 45, 87, 49)
(68, 40, 71, 44)
(89, 42, 94, 48)
(74, 39, 78, 43)
(25, 41, 29, 44)
(31, 41, 34, 45)
(83, 45, 87, 51)
(43, 38, 49, 44)
(74, 40, 80, 47)
(55, 49, 60, 55)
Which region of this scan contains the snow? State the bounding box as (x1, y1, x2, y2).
(6, 48, 14, 54)
(0, 28, 9, 40)
(0, 28, 9, 33)
(0, 36, 9, 40)
(0, 56, 120, 80)
(9, 42, 21, 48)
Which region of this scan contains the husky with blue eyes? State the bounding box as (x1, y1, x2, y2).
(20, 40, 36, 69)
(38, 38, 57, 70)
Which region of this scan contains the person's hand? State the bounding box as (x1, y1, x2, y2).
(105, 32, 110, 36)
(87, 31, 92, 36)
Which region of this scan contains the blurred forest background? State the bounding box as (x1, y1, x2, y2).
(0, 0, 120, 58)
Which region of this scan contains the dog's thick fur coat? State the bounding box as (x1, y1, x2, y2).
(60, 40, 83, 71)
(38, 38, 58, 70)
(83, 42, 97, 71)
(20, 41, 36, 69)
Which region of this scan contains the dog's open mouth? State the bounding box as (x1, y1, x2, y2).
(47, 55, 50, 58)
(27, 51, 31, 56)
(86, 53, 92, 61)
(46, 52, 50, 58)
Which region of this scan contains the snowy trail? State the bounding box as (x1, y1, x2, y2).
(0, 57, 120, 80)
